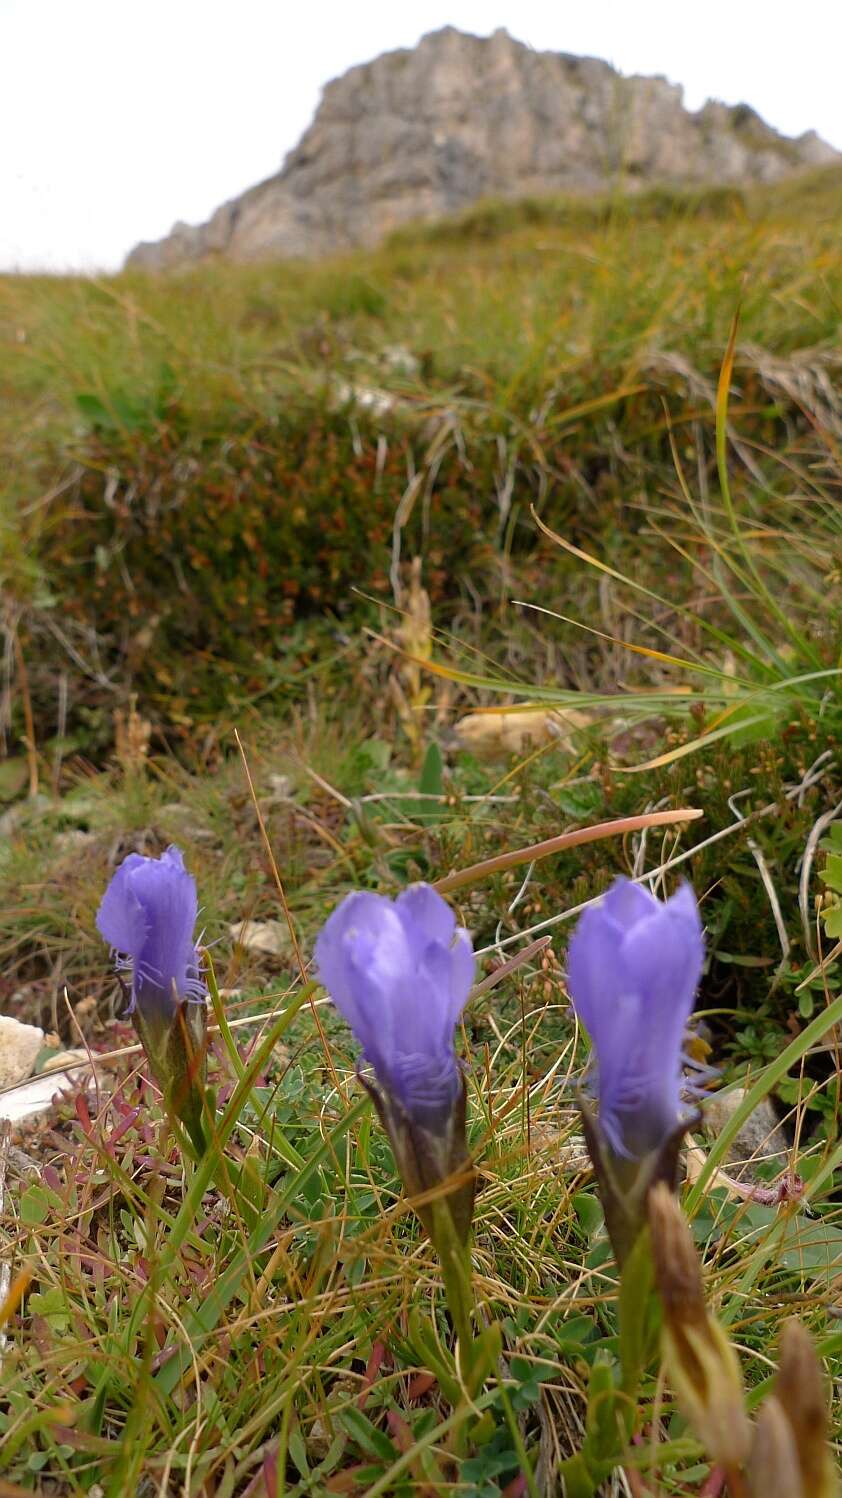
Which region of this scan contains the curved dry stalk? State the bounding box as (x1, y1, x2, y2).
(434, 808, 703, 894)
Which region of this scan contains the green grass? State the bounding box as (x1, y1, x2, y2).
(3, 168, 842, 736)
(1, 173, 841, 1493)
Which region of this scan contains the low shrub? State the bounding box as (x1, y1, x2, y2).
(42, 405, 506, 715)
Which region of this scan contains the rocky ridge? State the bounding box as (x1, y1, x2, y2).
(127, 26, 838, 269)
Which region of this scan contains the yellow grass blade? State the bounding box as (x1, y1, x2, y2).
(542, 383, 646, 432)
(715, 304, 741, 514)
(366, 630, 498, 689)
(0, 1268, 32, 1327)
(512, 600, 710, 675)
(614, 714, 769, 773)
(531, 506, 642, 588)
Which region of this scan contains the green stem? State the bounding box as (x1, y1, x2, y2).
(205, 949, 246, 1082)
(618, 1229, 656, 1404)
(430, 1200, 480, 1379)
(429, 1199, 487, 1459)
(498, 1380, 541, 1498)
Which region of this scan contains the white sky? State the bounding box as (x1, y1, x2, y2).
(2, 0, 841, 273)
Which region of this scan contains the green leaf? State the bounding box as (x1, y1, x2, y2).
(557, 1452, 599, 1497)
(822, 903, 842, 938)
(618, 1230, 656, 1397)
(462, 1450, 518, 1481)
(419, 740, 444, 797)
(746, 1206, 842, 1277)
(287, 1427, 310, 1477)
(822, 852, 842, 894)
(726, 702, 780, 749)
(554, 1315, 597, 1352)
(466, 1320, 503, 1394)
(555, 782, 604, 819)
(799, 988, 816, 1019)
(0, 757, 28, 802)
(111, 393, 146, 430)
(75, 391, 115, 429)
(19, 1184, 50, 1226)
(573, 1191, 603, 1239)
(29, 1286, 69, 1332)
(338, 1406, 397, 1462)
(584, 1354, 621, 1464)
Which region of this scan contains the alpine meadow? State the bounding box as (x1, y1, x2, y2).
(0, 157, 841, 1497)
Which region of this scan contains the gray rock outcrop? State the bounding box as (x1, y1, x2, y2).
(127, 26, 838, 269)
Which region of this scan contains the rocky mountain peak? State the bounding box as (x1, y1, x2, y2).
(127, 26, 838, 269)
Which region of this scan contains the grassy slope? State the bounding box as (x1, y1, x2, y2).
(2, 171, 841, 722)
(0, 172, 841, 1493)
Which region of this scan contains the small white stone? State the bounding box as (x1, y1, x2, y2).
(702, 1087, 790, 1181)
(266, 773, 294, 800)
(228, 919, 289, 958)
(0, 1066, 93, 1125)
(41, 1048, 90, 1076)
(0, 1016, 44, 1091)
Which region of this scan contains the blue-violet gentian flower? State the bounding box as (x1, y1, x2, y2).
(566, 877, 705, 1263)
(97, 844, 206, 1022)
(316, 884, 476, 1242)
(97, 844, 208, 1151)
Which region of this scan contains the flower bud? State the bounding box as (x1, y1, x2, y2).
(747, 1397, 804, 1498)
(315, 884, 476, 1247)
(566, 878, 705, 1263)
(578, 1101, 689, 1268)
(648, 1182, 751, 1470)
(748, 1320, 839, 1498)
(97, 845, 208, 1154)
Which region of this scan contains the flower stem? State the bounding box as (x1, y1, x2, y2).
(431, 1200, 476, 1364)
(619, 1228, 656, 1403)
(429, 1199, 489, 1461)
(497, 1380, 541, 1498)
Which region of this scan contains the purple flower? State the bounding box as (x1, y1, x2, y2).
(315, 884, 474, 1129)
(568, 878, 703, 1157)
(316, 883, 476, 1244)
(96, 845, 208, 1155)
(96, 844, 206, 1022)
(566, 877, 704, 1263)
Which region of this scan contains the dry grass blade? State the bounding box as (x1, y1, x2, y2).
(434, 808, 703, 893)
